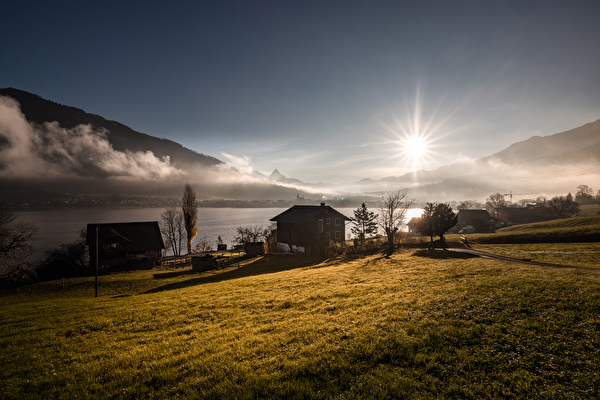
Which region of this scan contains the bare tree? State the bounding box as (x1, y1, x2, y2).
(576, 184, 593, 197)
(182, 183, 198, 254)
(576, 185, 594, 204)
(160, 207, 185, 256)
(0, 204, 37, 278)
(235, 226, 268, 245)
(485, 192, 506, 216)
(194, 239, 213, 253)
(378, 190, 413, 254)
(457, 201, 474, 210)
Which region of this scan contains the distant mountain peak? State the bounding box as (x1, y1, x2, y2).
(269, 169, 286, 181)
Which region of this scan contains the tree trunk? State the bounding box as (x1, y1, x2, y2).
(386, 230, 395, 253)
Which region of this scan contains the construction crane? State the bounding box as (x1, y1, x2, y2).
(503, 191, 537, 203)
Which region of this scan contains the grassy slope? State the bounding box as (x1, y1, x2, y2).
(1, 250, 600, 399)
(454, 215, 600, 244)
(449, 215, 600, 266)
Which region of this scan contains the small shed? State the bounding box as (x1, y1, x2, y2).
(245, 242, 265, 256)
(192, 254, 220, 271)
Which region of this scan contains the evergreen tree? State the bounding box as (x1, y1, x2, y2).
(351, 203, 378, 246)
(416, 203, 437, 244)
(433, 203, 458, 243)
(415, 202, 458, 245)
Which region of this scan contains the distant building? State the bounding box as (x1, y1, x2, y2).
(270, 203, 351, 253)
(407, 217, 422, 236)
(455, 210, 497, 233)
(86, 221, 164, 269)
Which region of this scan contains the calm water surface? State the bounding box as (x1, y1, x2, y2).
(16, 207, 421, 261)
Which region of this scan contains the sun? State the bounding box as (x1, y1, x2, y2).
(404, 136, 427, 158)
(400, 134, 430, 164)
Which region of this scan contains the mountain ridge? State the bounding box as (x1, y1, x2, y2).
(0, 88, 222, 169)
(1, 88, 599, 202)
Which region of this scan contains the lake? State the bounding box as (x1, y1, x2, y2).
(15, 207, 422, 261)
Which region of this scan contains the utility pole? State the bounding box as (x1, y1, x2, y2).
(95, 227, 98, 298)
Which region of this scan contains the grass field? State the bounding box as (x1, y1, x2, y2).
(449, 215, 600, 244)
(580, 204, 600, 216)
(2, 241, 600, 398)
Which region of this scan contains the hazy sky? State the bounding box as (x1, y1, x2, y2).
(2, 0, 599, 184)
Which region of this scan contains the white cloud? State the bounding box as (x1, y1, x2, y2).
(0, 96, 185, 181)
(220, 152, 254, 174)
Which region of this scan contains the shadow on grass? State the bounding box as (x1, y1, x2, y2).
(411, 249, 479, 260)
(152, 269, 198, 279)
(142, 254, 331, 294)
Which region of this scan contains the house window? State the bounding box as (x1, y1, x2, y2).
(326, 231, 331, 239)
(326, 218, 330, 225)
(318, 219, 323, 233)
(335, 218, 341, 226)
(335, 231, 341, 240)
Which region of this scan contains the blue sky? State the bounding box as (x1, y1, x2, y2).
(2, 0, 599, 183)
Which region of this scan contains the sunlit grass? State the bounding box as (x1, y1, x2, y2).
(2, 250, 600, 398)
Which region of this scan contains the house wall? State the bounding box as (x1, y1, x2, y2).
(276, 217, 345, 250)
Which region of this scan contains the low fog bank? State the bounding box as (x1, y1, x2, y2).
(335, 159, 600, 203)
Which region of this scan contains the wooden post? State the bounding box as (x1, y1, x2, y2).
(95, 227, 98, 298)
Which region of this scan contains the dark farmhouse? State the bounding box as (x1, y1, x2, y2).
(86, 222, 164, 269)
(454, 210, 497, 233)
(270, 203, 351, 253)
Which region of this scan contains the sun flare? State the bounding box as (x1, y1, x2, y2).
(405, 136, 427, 158)
(400, 133, 431, 165)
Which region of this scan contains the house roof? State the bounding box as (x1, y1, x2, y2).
(86, 221, 165, 251)
(457, 209, 492, 220)
(270, 204, 351, 224)
(101, 229, 133, 244)
(457, 209, 492, 217)
(407, 217, 421, 227)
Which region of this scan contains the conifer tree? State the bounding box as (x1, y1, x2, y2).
(351, 203, 378, 247)
(416, 202, 458, 246)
